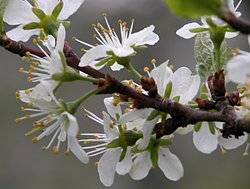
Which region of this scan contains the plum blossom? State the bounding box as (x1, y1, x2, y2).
(16, 81, 89, 163)
(176, 0, 242, 39)
(3, 0, 85, 41)
(76, 15, 159, 71)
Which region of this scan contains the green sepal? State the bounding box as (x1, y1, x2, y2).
(107, 138, 121, 148)
(61, 21, 70, 28)
(23, 22, 41, 30)
(165, 0, 222, 18)
(189, 27, 210, 33)
(164, 82, 172, 99)
(159, 139, 172, 147)
(95, 57, 113, 67)
(150, 147, 158, 168)
(119, 148, 127, 162)
(51, 68, 81, 82)
(52, 1, 63, 18)
(106, 59, 116, 67)
(172, 96, 180, 102)
(147, 110, 160, 121)
(208, 122, 216, 135)
(194, 122, 202, 132)
(116, 113, 120, 122)
(32, 7, 46, 20)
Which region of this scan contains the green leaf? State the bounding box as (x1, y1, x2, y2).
(194, 122, 202, 132)
(208, 122, 216, 135)
(23, 22, 41, 30)
(165, 0, 222, 18)
(147, 110, 160, 121)
(194, 33, 215, 79)
(107, 139, 121, 148)
(52, 1, 63, 18)
(164, 82, 172, 99)
(32, 7, 46, 20)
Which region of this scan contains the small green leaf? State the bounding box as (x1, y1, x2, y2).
(172, 96, 180, 102)
(208, 122, 216, 135)
(23, 22, 41, 30)
(194, 122, 202, 132)
(165, 0, 222, 18)
(164, 82, 172, 99)
(107, 139, 121, 148)
(147, 110, 160, 121)
(52, 1, 63, 18)
(32, 7, 46, 20)
(194, 33, 215, 79)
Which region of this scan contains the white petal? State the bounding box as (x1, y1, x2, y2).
(55, 25, 66, 51)
(158, 148, 184, 181)
(193, 122, 218, 154)
(98, 148, 121, 187)
(227, 54, 250, 83)
(79, 45, 109, 67)
(62, 112, 79, 137)
(104, 97, 122, 120)
(137, 116, 159, 150)
(218, 133, 248, 150)
(119, 108, 152, 124)
(248, 35, 250, 46)
(102, 111, 119, 139)
(36, 0, 58, 14)
(49, 50, 64, 75)
(111, 46, 134, 57)
(175, 125, 193, 135)
(170, 67, 200, 104)
(176, 22, 201, 39)
(127, 25, 159, 46)
(110, 62, 124, 71)
(6, 25, 40, 42)
(225, 32, 239, 38)
(150, 61, 173, 96)
(68, 136, 89, 163)
(58, 0, 85, 20)
(129, 151, 152, 180)
(58, 129, 67, 142)
(3, 0, 37, 25)
(116, 147, 132, 175)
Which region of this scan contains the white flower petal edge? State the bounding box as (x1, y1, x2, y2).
(193, 122, 218, 154)
(218, 133, 248, 150)
(176, 22, 202, 39)
(158, 148, 184, 181)
(59, 0, 85, 20)
(98, 148, 122, 187)
(129, 151, 152, 180)
(116, 147, 132, 175)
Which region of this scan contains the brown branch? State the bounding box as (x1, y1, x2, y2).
(1, 34, 250, 138)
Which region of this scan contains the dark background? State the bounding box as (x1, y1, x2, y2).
(0, 0, 250, 189)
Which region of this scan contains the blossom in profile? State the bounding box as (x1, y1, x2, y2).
(3, 0, 85, 41)
(76, 14, 159, 71)
(16, 81, 89, 163)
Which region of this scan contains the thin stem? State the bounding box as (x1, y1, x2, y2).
(78, 75, 99, 83)
(215, 47, 221, 71)
(124, 62, 142, 80)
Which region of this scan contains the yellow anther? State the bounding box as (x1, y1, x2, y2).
(102, 13, 107, 17)
(133, 127, 138, 132)
(41, 146, 46, 151)
(122, 22, 127, 27)
(15, 92, 20, 99)
(52, 146, 59, 154)
(93, 34, 97, 38)
(72, 36, 76, 41)
(27, 77, 33, 83)
(26, 51, 31, 56)
(25, 114, 31, 120)
(29, 65, 35, 73)
(33, 121, 38, 127)
(95, 161, 99, 168)
(109, 123, 114, 129)
(91, 24, 96, 28)
(125, 108, 131, 113)
(21, 56, 26, 61)
(169, 64, 174, 70)
(126, 28, 129, 32)
(235, 48, 240, 54)
(15, 118, 21, 124)
(143, 67, 150, 73)
(37, 122, 44, 127)
(32, 137, 38, 144)
(118, 19, 122, 24)
(136, 87, 142, 93)
(25, 89, 30, 95)
(47, 114, 52, 120)
(27, 103, 33, 108)
(21, 107, 25, 112)
(243, 152, 248, 157)
(36, 37, 41, 43)
(113, 100, 119, 107)
(221, 148, 227, 155)
(243, 91, 249, 97)
(80, 48, 85, 52)
(19, 67, 24, 73)
(129, 80, 134, 85)
(33, 38, 37, 44)
(44, 36, 48, 41)
(84, 141, 90, 145)
(64, 151, 70, 156)
(151, 59, 156, 65)
(131, 18, 135, 22)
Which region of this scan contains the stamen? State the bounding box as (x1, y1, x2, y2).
(243, 143, 249, 157)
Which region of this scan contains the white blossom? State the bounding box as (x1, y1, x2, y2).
(3, 0, 85, 41)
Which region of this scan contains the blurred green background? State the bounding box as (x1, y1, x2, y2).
(0, 0, 250, 189)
